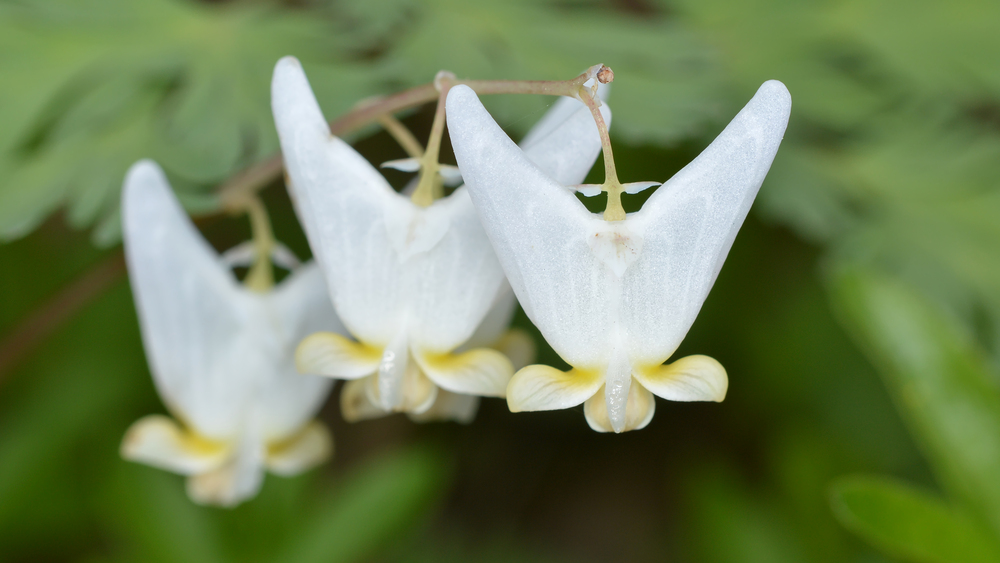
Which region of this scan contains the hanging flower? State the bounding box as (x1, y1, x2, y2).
(270, 57, 608, 422)
(446, 81, 791, 433)
(119, 160, 342, 506)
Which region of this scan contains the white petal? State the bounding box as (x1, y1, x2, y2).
(272, 57, 405, 346)
(438, 164, 464, 186)
(403, 188, 507, 352)
(219, 241, 301, 271)
(459, 281, 517, 350)
(120, 415, 229, 475)
(122, 161, 249, 438)
(186, 430, 265, 508)
(340, 378, 390, 422)
(519, 95, 610, 186)
(634, 354, 728, 402)
(573, 185, 604, 197)
(265, 420, 332, 476)
(623, 181, 660, 195)
(584, 380, 655, 433)
(506, 364, 603, 412)
(447, 85, 615, 368)
(625, 81, 791, 364)
(380, 157, 422, 172)
(255, 262, 340, 440)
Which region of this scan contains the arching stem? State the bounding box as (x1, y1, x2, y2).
(377, 114, 424, 159)
(243, 196, 275, 292)
(410, 73, 453, 207)
(218, 65, 617, 213)
(578, 85, 625, 221)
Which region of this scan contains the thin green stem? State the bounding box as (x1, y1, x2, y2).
(378, 114, 424, 159)
(411, 77, 451, 207)
(577, 83, 625, 221)
(243, 197, 275, 292)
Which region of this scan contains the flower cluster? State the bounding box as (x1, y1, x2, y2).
(120, 56, 790, 505)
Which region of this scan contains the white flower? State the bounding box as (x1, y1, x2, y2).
(119, 160, 342, 506)
(446, 81, 791, 433)
(270, 57, 608, 422)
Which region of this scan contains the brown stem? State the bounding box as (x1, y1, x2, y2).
(216, 68, 604, 213)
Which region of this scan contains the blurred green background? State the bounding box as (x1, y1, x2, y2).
(2, 0, 1000, 561)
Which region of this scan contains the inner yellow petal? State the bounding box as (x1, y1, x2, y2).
(265, 420, 333, 476)
(414, 347, 512, 397)
(121, 415, 229, 475)
(296, 331, 382, 379)
(633, 354, 728, 403)
(507, 364, 603, 412)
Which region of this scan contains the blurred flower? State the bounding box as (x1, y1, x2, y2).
(447, 81, 791, 433)
(119, 160, 342, 507)
(270, 57, 607, 422)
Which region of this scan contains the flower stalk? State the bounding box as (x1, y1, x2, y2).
(219, 65, 619, 213)
(243, 196, 275, 292)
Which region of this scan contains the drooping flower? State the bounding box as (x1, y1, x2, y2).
(446, 81, 791, 433)
(119, 160, 342, 506)
(270, 57, 609, 422)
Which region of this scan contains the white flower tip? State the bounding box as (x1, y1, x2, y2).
(122, 159, 168, 202)
(623, 181, 661, 195)
(438, 164, 463, 187)
(755, 80, 792, 124)
(572, 184, 603, 198)
(380, 158, 422, 172)
(275, 55, 302, 73)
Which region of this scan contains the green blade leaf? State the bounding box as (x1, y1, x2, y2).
(831, 268, 1000, 534)
(830, 475, 1000, 563)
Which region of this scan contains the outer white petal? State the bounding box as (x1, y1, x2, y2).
(520, 96, 610, 186)
(624, 81, 790, 365)
(122, 161, 250, 439)
(272, 57, 405, 346)
(254, 262, 340, 441)
(447, 85, 614, 368)
(460, 282, 517, 350)
(404, 188, 506, 352)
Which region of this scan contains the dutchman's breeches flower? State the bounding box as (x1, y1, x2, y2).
(447, 81, 792, 433)
(120, 161, 342, 506)
(270, 57, 608, 423)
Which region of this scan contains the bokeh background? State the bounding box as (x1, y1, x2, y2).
(2, 0, 1000, 561)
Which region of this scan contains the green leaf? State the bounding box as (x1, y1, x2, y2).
(272, 446, 450, 563)
(349, 0, 726, 144)
(831, 268, 1000, 534)
(0, 0, 375, 244)
(830, 475, 1000, 563)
